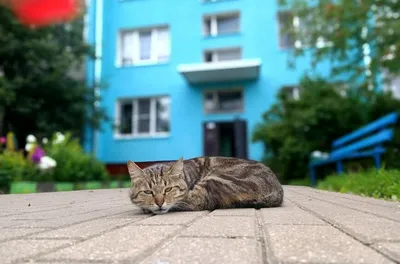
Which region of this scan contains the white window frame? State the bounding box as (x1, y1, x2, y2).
(277, 10, 333, 50)
(115, 96, 171, 139)
(203, 47, 242, 62)
(116, 26, 170, 67)
(203, 88, 244, 114)
(382, 70, 400, 99)
(281, 85, 301, 100)
(203, 12, 240, 37)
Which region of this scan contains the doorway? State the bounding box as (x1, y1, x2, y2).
(203, 119, 248, 159)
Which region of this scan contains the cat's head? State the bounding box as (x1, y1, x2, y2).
(127, 157, 188, 214)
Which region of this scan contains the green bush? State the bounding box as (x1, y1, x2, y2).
(317, 169, 400, 201)
(0, 150, 37, 191)
(43, 132, 110, 183)
(288, 177, 311, 186)
(252, 75, 400, 183)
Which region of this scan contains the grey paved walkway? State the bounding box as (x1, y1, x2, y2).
(0, 186, 399, 264)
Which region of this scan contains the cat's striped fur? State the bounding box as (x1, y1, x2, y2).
(127, 156, 284, 214)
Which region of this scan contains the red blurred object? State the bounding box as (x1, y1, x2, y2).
(10, 0, 81, 27)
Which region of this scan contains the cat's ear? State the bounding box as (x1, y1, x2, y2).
(168, 157, 184, 176)
(127, 161, 145, 179)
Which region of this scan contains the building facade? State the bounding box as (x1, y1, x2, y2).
(84, 0, 332, 171)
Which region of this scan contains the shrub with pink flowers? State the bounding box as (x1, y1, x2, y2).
(0, 131, 109, 192)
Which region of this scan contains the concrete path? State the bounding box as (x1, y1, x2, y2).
(0, 186, 399, 264)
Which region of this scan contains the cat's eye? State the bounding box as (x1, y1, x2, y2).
(164, 187, 172, 193)
(144, 190, 153, 195)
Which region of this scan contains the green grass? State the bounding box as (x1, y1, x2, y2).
(317, 169, 400, 201)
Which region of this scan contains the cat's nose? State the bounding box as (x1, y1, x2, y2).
(154, 194, 164, 208)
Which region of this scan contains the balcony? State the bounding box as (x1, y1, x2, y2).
(177, 58, 261, 85)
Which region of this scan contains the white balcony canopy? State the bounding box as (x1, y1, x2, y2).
(177, 59, 261, 84)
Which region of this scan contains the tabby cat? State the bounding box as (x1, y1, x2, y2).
(127, 156, 283, 214)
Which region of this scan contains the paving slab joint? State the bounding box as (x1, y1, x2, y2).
(255, 210, 269, 264)
(289, 189, 400, 223)
(287, 197, 400, 264)
(123, 211, 211, 264)
(12, 217, 145, 263)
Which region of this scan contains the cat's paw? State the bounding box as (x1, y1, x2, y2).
(141, 208, 153, 214)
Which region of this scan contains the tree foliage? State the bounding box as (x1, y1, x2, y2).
(278, 0, 400, 89)
(252, 75, 400, 183)
(0, 5, 106, 144)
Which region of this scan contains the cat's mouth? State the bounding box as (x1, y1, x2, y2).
(152, 208, 169, 214)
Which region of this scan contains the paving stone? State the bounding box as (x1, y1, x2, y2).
(38, 225, 181, 262)
(286, 193, 375, 219)
(103, 207, 144, 218)
(135, 211, 207, 225)
(26, 262, 89, 264)
(328, 216, 400, 244)
(264, 225, 393, 264)
(298, 190, 400, 222)
(1, 187, 398, 263)
(372, 243, 400, 262)
(183, 216, 256, 237)
(288, 186, 400, 209)
(210, 208, 256, 216)
(0, 228, 49, 241)
(286, 193, 400, 243)
(16, 207, 134, 228)
(141, 237, 261, 264)
(287, 187, 400, 222)
(261, 207, 326, 225)
(0, 217, 36, 228)
(31, 218, 138, 239)
(0, 239, 74, 264)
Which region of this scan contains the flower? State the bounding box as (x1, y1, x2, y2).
(25, 143, 35, 152)
(42, 138, 48, 144)
(26, 134, 37, 143)
(39, 156, 57, 170)
(54, 132, 65, 144)
(0, 137, 6, 144)
(31, 146, 45, 163)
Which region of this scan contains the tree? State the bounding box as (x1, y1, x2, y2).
(252, 75, 400, 183)
(277, 0, 400, 91)
(0, 5, 106, 145)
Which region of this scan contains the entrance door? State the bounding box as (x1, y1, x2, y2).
(203, 122, 220, 156)
(233, 119, 248, 159)
(203, 119, 248, 159)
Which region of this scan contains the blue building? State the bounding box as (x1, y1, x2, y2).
(84, 0, 331, 171)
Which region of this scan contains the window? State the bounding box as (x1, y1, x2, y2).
(204, 89, 243, 113)
(277, 11, 294, 49)
(389, 76, 400, 98)
(277, 10, 332, 49)
(118, 26, 170, 66)
(281, 86, 300, 100)
(382, 69, 400, 99)
(203, 12, 240, 36)
(204, 48, 242, 62)
(116, 96, 170, 137)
